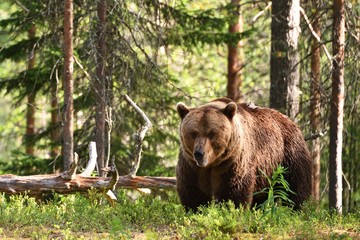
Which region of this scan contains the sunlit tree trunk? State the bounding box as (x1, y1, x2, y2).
(227, 0, 243, 103)
(94, 0, 107, 177)
(25, 24, 36, 155)
(270, 0, 300, 120)
(63, 0, 74, 171)
(310, 0, 322, 202)
(329, 0, 345, 215)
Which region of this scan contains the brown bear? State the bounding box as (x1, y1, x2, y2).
(176, 97, 311, 211)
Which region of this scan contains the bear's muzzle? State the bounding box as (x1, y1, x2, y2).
(194, 150, 204, 161)
(194, 150, 208, 167)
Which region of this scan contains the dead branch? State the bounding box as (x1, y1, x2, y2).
(105, 107, 113, 169)
(124, 94, 152, 177)
(0, 174, 176, 197)
(299, 7, 333, 66)
(74, 55, 92, 80)
(14, 0, 30, 13)
(252, 2, 272, 23)
(304, 129, 327, 141)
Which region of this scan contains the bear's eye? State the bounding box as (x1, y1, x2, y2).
(208, 131, 216, 139)
(190, 131, 198, 139)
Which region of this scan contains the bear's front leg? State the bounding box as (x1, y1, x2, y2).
(176, 154, 211, 212)
(177, 182, 211, 212)
(215, 172, 256, 208)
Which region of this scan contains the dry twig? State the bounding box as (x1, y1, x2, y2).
(252, 2, 272, 23)
(299, 7, 333, 66)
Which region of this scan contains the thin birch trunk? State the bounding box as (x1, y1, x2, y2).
(310, 0, 322, 202)
(329, 0, 345, 215)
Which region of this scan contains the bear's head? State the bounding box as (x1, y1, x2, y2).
(177, 101, 238, 168)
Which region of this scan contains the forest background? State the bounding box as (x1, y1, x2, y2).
(0, 0, 359, 215)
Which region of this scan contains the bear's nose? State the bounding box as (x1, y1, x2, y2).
(194, 150, 204, 161)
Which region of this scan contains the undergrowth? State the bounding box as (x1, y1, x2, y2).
(0, 190, 359, 239)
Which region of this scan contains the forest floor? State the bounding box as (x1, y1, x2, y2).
(0, 190, 359, 239)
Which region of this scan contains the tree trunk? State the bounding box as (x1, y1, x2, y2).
(25, 24, 36, 155)
(310, 0, 322, 202)
(329, 0, 345, 215)
(50, 77, 61, 159)
(227, 0, 243, 103)
(270, 0, 301, 120)
(94, 0, 107, 177)
(63, 0, 74, 171)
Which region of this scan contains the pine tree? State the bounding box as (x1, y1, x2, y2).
(62, 0, 74, 171)
(25, 24, 36, 155)
(94, 0, 108, 177)
(226, 0, 243, 102)
(270, 0, 301, 120)
(310, 0, 322, 202)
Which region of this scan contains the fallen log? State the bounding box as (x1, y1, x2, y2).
(0, 174, 176, 197)
(0, 97, 178, 198)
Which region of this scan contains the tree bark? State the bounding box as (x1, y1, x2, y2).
(310, 0, 322, 202)
(50, 72, 61, 159)
(94, 0, 107, 177)
(270, 0, 300, 120)
(0, 174, 176, 197)
(25, 24, 36, 155)
(227, 0, 243, 103)
(63, 0, 74, 171)
(329, 0, 345, 215)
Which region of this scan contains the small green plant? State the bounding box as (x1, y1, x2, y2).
(254, 165, 295, 223)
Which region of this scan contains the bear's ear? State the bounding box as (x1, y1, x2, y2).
(177, 102, 190, 119)
(223, 102, 237, 120)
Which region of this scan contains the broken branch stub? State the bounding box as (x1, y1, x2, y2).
(80, 142, 98, 177)
(61, 152, 78, 180)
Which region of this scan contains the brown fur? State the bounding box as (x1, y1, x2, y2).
(176, 98, 312, 211)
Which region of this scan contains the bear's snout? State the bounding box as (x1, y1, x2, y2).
(194, 150, 204, 161)
(194, 150, 208, 167)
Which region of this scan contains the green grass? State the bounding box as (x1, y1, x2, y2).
(0, 191, 359, 239)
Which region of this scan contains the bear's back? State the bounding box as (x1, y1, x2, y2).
(238, 102, 303, 139)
